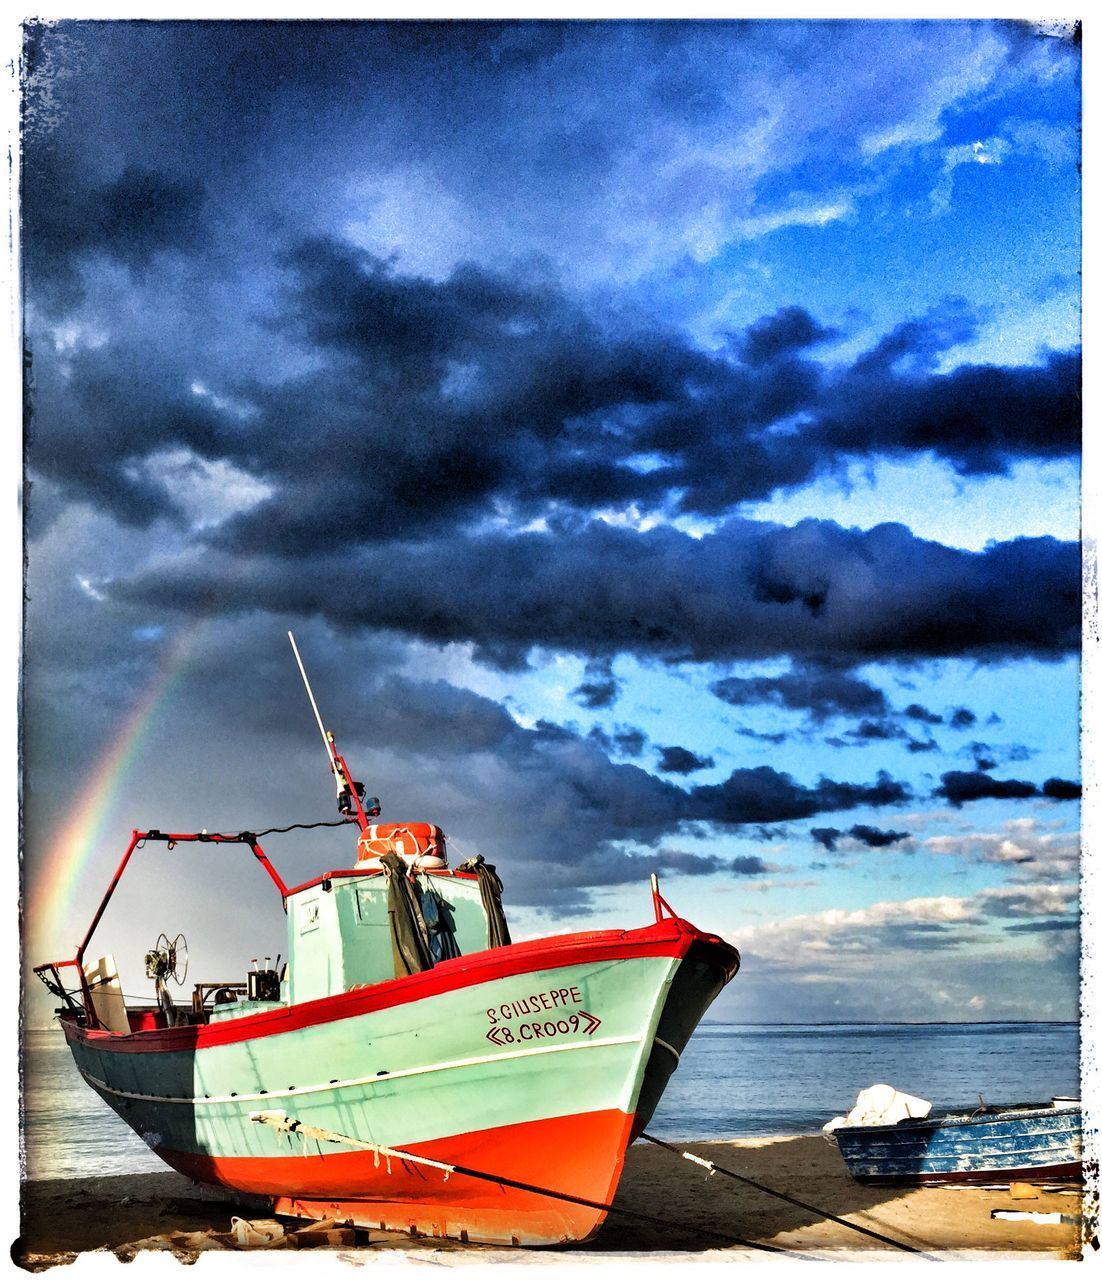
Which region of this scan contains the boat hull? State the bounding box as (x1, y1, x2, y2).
(168, 1109, 632, 1244)
(832, 1103, 1083, 1186)
(62, 918, 738, 1245)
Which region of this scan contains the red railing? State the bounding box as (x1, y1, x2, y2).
(34, 828, 291, 1029)
(649, 873, 680, 923)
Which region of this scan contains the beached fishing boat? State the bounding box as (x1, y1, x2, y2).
(34, 635, 740, 1246)
(827, 1096, 1083, 1187)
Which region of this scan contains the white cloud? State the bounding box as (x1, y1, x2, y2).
(51, 321, 109, 354)
(924, 818, 1079, 882)
(342, 167, 474, 282)
(929, 136, 1011, 216)
(860, 33, 1006, 159)
(975, 882, 1078, 918)
(1005, 117, 1079, 168)
(734, 198, 854, 241)
(188, 379, 257, 421)
(730, 881, 1077, 972)
(126, 448, 274, 531)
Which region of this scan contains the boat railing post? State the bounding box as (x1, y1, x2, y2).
(75, 828, 145, 1027)
(247, 838, 290, 902)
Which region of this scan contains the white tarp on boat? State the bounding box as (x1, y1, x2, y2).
(83, 953, 129, 1035)
(822, 1083, 932, 1137)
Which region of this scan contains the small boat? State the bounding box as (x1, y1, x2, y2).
(35, 635, 740, 1246)
(828, 1096, 1083, 1187)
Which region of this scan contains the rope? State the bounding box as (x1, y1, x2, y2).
(640, 1131, 933, 1257)
(250, 1112, 804, 1256)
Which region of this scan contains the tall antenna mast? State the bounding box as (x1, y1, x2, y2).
(288, 630, 336, 771)
(287, 631, 377, 830)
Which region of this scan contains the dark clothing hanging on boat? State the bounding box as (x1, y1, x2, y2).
(458, 855, 512, 949)
(419, 877, 462, 963)
(379, 853, 434, 977)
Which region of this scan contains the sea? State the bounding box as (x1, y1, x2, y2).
(19, 1021, 1080, 1184)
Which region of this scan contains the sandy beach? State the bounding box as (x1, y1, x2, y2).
(15, 1134, 1089, 1268)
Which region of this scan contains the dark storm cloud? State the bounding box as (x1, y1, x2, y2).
(935, 770, 1081, 806)
(711, 666, 889, 720)
(656, 746, 714, 775)
(814, 320, 1081, 475)
(290, 671, 912, 904)
(1003, 919, 1079, 934)
(588, 725, 648, 758)
(713, 668, 984, 756)
(810, 824, 911, 852)
(29, 228, 1081, 546)
(113, 518, 1080, 668)
(689, 767, 908, 825)
(850, 718, 901, 741)
(738, 305, 839, 365)
(904, 703, 943, 725)
(23, 157, 205, 308)
(1042, 777, 1082, 801)
(735, 726, 790, 745)
(958, 739, 1033, 771)
(850, 824, 911, 848)
(265, 268, 1081, 525)
(730, 856, 772, 876)
(571, 658, 620, 709)
(810, 827, 842, 851)
(949, 707, 978, 729)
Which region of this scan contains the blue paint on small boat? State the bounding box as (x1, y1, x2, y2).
(831, 1100, 1083, 1186)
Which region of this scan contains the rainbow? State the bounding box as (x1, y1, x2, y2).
(25, 618, 208, 955)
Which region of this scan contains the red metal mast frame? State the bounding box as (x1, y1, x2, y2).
(33, 829, 291, 1029)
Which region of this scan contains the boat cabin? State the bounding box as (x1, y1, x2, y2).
(211, 823, 496, 1019)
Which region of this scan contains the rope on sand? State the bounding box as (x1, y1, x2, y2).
(639, 1131, 935, 1258)
(249, 1111, 808, 1256)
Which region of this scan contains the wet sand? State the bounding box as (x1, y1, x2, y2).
(14, 1135, 1089, 1268)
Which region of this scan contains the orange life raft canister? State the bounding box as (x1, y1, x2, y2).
(354, 822, 447, 870)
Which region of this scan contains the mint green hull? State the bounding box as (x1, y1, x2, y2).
(68, 955, 680, 1163)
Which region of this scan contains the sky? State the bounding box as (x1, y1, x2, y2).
(18, 18, 1083, 1028)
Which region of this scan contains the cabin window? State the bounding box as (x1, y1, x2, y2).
(299, 898, 321, 934)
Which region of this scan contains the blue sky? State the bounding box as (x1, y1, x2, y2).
(20, 19, 1081, 1026)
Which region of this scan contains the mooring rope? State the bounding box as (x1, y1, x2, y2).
(639, 1131, 934, 1257)
(249, 1112, 807, 1256)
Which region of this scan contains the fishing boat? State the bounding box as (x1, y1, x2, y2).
(827, 1095, 1083, 1187)
(34, 635, 740, 1247)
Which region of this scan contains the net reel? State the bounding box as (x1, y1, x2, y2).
(145, 932, 188, 1022)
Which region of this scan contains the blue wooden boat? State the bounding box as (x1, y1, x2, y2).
(830, 1099, 1083, 1186)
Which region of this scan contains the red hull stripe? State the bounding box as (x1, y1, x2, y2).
(282, 866, 480, 898)
(157, 1108, 634, 1246)
(67, 918, 736, 1055)
(859, 1162, 1083, 1187)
